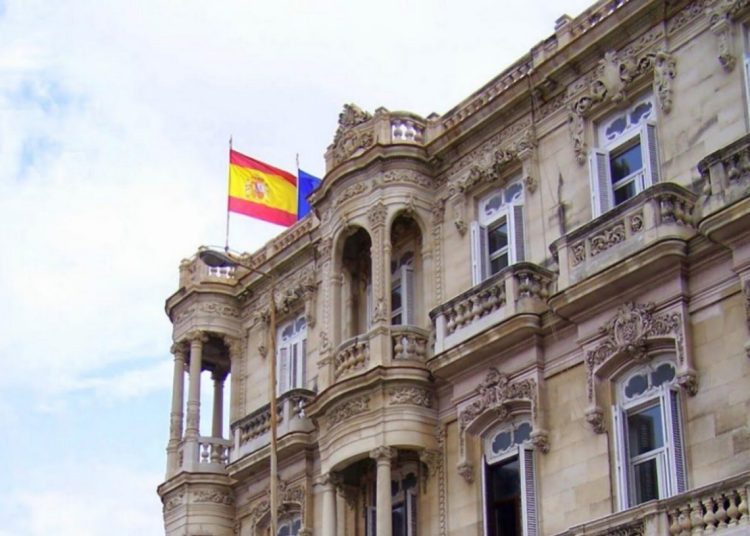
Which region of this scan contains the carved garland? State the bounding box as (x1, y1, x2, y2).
(326, 395, 370, 430)
(584, 302, 697, 434)
(456, 369, 548, 483)
(388, 386, 433, 408)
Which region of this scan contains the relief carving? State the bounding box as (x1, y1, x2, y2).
(458, 369, 537, 433)
(388, 387, 432, 408)
(367, 202, 387, 229)
(194, 489, 235, 505)
(327, 396, 370, 429)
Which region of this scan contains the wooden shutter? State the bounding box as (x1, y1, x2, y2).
(641, 122, 660, 187)
(589, 148, 613, 216)
(664, 388, 687, 494)
(402, 264, 415, 325)
(277, 346, 289, 395)
(510, 204, 526, 263)
(612, 406, 631, 510)
(519, 446, 538, 536)
(470, 221, 489, 285)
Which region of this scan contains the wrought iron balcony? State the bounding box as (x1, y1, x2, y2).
(431, 262, 555, 354)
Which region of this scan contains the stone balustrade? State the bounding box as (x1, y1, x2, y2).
(431, 262, 554, 354)
(198, 436, 232, 466)
(179, 254, 239, 288)
(698, 133, 750, 218)
(333, 335, 370, 379)
(551, 183, 698, 289)
(391, 326, 430, 361)
(556, 471, 750, 536)
(229, 389, 315, 463)
(390, 117, 425, 143)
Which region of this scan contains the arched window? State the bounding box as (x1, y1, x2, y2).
(471, 180, 525, 285)
(482, 419, 537, 536)
(276, 314, 307, 394)
(613, 358, 686, 510)
(277, 512, 302, 536)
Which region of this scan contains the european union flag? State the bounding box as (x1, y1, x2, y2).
(297, 169, 322, 220)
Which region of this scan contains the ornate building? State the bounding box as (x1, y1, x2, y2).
(157, 0, 750, 534)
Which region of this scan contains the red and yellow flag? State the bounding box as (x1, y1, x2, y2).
(228, 150, 298, 227)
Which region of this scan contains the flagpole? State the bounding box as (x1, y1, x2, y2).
(225, 137, 233, 252)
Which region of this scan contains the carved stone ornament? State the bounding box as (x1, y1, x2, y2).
(457, 460, 474, 483)
(458, 369, 537, 433)
(330, 104, 375, 167)
(585, 302, 695, 432)
(370, 445, 395, 461)
(653, 50, 677, 113)
(326, 395, 370, 429)
(333, 103, 373, 144)
(367, 202, 387, 229)
(523, 174, 537, 195)
(706, 0, 746, 72)
(388, 386, 432, 408)
(194, 489, 235, 506)
(590, 50, 637, 104)
(163, 491, 185, 512)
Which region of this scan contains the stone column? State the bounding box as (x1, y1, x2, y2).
(370, 446, 394, 536)
(335, 484, 346, 536)
(166, 342, 186, 477)
(184, 331, 206, 469)
(319, 474, 337, 536)
(211, 370, 225, 439)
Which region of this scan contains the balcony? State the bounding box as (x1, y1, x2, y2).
(176, 436, 233, 474)
(551, 183, 698, 292)
(431, 262, 555, 354)
(391, 326, 430, 362)
(698, 133, 750, 220)
(556, 470, 750, 536)
(229, 389, 315, 463)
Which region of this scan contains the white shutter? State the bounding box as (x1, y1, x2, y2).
(519, 446, 538, 536)
(641, 122, 660, 187)
(613, 406, 630, 510)
(510, 204, 526, 263)
(299, 338, 307, 390)
(664, 388, 687, 495)
(401, 264, 415, 325)
(277, 346, 289, 394)
(290, 342, 299, 390)
(470, 221, 489, 285)
(589, 148, 613, 217)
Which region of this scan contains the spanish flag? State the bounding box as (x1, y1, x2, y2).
(228, 149, 297, 227)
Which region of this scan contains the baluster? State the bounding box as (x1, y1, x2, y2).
(678, 503, 692, 536)
(690, 498, 705, 535)
(470, 295, 482, 321)
(703, 496, 717, 534)
(715, 495, 729, 529)
(394, 335, 404, 360)
(200, 442, 209, 463)
(405, 335, 415, 360)
(727, 490, 740, 527)
(210, 441, 221, 464)
(669, 508, 683, 535)
(738, 487, 749, 525)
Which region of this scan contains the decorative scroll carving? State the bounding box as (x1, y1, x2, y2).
(523, 174, 537, 194)
(458, 369, 537, 433)
(590, 223, 627, 257)
(330, 104, 376, 167)
(436, 425, 448, 536)
(706, 0, 746, 72)
(653, 50, 676, 113)
(194, 489, 235, 505)
(388, 386, 432, 407)
(369, 445, 395, 461)
(457, 460, 474, 483)
(327, 396, 370, 429)
(163, 491, 184, 512)
(367, 202, 387, 229)
(381, 170, 432, 188)
(452, 196, 467, 237)
(333, 103, 372, 145)
(333, 182, 369, 208)
(585, 302, 694, 433)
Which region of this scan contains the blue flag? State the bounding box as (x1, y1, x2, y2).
(297, 169, 322, 220)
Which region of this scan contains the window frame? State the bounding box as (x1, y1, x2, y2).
(471, 181, 525, 286)
(276, 314, 307, 395)
(612, 358, 687, 511)
(390, 251, 415, 326)
(590, 96, 660, 217)
(481, 419, 538, 536)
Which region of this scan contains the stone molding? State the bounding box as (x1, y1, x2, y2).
(369, 445, 395, 461)
(388, 386, 432, 408)
(326, 395, 370, 430)
(584, 302, 697, 434)
(194, 489, 235, 506)
(706, 0, 750, 72)
(246, 478, 306, 536)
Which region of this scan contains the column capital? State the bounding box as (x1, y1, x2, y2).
(369, 445, 394, 463)
(186, 330, 209, 345)
(315, 472, 341, 489)
(211, 368, 229, 382)
(170, 342, 188, 358)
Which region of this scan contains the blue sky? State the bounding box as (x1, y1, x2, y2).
(0, 0, 593, 533)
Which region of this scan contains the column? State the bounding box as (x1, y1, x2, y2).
(211, 370, 225, 439)
(184, 331, 206, 469)
(336, 484, 346, 536)
(166, 342, 186, 477)
(370, 446, 394, 536)
(319, 474, 337, 536)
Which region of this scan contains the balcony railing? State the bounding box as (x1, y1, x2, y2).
(391, 326, 430, 361)
(698, 133, 750, 218)
(333, 335, 370, 379)
(431, 262, 554, 354)
(175, 436, 233, 474)
(178, 255, 238, 288)
(556, 470, 750, 536)
(551, 183, 698, 289)
(229, 389, 315, 463)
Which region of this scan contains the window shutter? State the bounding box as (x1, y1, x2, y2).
(519, 446, 538, 536)
(510, 204, 526, 263)
(299, 338, 307, 390)
(664, 388, 687, 494)
(589, 148, 613, 216)
(407, 491, 417, 536)
(612, 406, 630, 510)
(402, 264, 415, 325)
(470, 221, 489, 285)
(277, 346, 289, 395)
(641, 122, 660, 187)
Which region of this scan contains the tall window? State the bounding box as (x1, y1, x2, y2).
(483, 420, 537, 536)
(613, 359, 686, 510)
(277, 513, 301, 536)
(471, 181, 525, 285)
(589, 96, 660, 216)
(364, 463, 418, 536)
(276, 314, 307, 394)
(391, 251, 414, 325)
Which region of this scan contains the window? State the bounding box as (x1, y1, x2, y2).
(277, 513, 302, 536)
(613, 359, 686, 510)
(364, 464, 418, 536)
(276, 315, 307, 394)
(483, 420, 537, 536)
(471, 182, 525, 285)
(391, 251, 414, 325)
(589, 96, 660, 216)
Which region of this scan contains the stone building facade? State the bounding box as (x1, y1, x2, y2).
(157, 0, 750, 534)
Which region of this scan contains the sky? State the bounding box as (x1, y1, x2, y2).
(0, 0, 594, 533)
